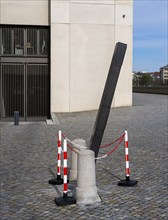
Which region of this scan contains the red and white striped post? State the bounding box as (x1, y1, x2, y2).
(55, 138, 76, 206)
(57, 130, 62, 180)
(48, 130, 63, 185)
(118, 130, 138, 187)
(125, 130, 130, 181)
(63, 139, 68, 198)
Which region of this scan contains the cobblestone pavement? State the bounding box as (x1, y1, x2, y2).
(0, 93, 168, 220)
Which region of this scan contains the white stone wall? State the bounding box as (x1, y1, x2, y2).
(114, 0, 133, 107)
(0, 0, 49, 25)
(0, 0, 133, 113)
(51, 0, 133, 112)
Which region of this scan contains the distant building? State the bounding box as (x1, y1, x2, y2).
(132, 71, 143, 86)
(150, 72, 160, 81)
(133, 71, 161, 86)
(0, 0, 133, 121)
(160, 65, 168, 84)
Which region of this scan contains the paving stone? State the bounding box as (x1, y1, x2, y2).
(0, 93, 168, 219)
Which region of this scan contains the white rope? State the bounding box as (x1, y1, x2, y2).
(95, 154, 108, 160)
(64, 137, 87, 150)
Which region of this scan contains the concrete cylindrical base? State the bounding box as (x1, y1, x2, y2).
(76, 149, 101, 205)
(70, 139, 86, 181)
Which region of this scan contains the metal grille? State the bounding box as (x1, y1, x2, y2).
(0, 26, 50, 121)
(27, 28, 37, 55)
(27, 64, 49, 117)
(1, 63, 49, 119)
(1, 64, 24, 117)
(2, 27, 12, 55)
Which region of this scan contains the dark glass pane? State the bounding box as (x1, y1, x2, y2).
(14, 28, 24, 55)
(2, 28, 12, 55)
(27, 28, 37, 55)
(39, 29, 49, 55)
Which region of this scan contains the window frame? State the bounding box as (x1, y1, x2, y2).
(0, 26, 49, 57)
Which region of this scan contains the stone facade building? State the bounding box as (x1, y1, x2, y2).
(0, 0, 133, 121)
(160, 65, 168, 84)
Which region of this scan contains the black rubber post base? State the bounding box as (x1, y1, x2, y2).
(118, 179, 138, 187)
(48, 175, 63, 185)
(55, 194, 76, 206)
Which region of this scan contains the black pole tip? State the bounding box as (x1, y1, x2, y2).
(55, 196, 76, 206)
(48, 177, 63, 185)
(118, 179, 138, 187)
